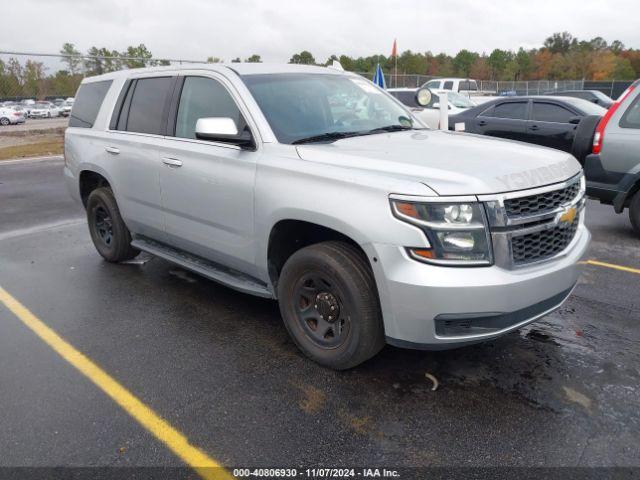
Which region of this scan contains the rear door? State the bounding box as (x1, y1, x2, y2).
(528, 101, 578, 151)
(473, 100, 529, 141)
(156, 73, 259, 276)
(106, 75, 176, 240)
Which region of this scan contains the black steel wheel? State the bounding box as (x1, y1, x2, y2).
(278, 241, 385, 370)
(87, 187, 139, 262)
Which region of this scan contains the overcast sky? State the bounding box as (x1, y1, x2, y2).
(3, 0, 640, 63)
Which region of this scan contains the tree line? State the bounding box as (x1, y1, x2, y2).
(1, 32, 638, 99)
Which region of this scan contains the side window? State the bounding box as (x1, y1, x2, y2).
(620, 96, 640, 129)
(425, 80, 440, 89)
(69, 80, 112, 128)
(459, 81, 478, 92)
(443, 81, 454, 90)
(126, 77, 174, 135)
(174, 76, 244, 139)
(532, 102, 574, 123)
(483, 102, 527, 120)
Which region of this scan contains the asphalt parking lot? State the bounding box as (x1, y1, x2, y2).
(0, 117, 68, 133)
(1, 156, 639, 476)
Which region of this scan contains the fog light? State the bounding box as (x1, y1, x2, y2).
(438, 232, 475, 250)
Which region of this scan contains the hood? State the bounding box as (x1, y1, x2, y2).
(296, 130, 581, 195)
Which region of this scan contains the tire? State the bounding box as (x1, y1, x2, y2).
(629, 192, 640, 238)
(571, 115, 601, 164)
(277, 241, 385, 370)
(0, 117, 9, 126)
(86, 187, 139, 262)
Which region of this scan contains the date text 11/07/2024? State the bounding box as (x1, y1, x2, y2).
(232, 468, 401, 478)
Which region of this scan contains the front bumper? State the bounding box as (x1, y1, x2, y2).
(368, 223, 590, 349)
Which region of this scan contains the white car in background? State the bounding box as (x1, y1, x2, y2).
(59, 100, 74, 117)
(29, 102, 60, 118)
(0, 107, 26, 125)
(388, 88, 477, 129)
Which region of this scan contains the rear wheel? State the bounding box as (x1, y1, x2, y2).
(277, 241, 385, 370)
(629, 191, 640, 238)
(87, 187, 139, 262)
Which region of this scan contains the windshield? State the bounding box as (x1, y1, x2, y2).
(242, 73, 415, 144)
(443, 92, 476, 108)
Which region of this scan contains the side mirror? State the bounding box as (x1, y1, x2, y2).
(415, 88, 432, 107)
(568, 116, 581, 125)
(195, 117, 254, 148)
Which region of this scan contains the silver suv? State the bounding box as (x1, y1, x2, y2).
(584, 79, 640, 236)
(64, 64, 590, 369)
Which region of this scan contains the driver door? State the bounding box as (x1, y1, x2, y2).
(156, 74, 259, 277)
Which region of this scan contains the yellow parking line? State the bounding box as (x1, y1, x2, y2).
(582, 259, 640, 275)
(0, 286, 233, 480)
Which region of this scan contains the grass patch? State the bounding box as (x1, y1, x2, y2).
(0, 138, 64, 161)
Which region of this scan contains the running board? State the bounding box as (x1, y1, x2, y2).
(131, 237, 273, 299)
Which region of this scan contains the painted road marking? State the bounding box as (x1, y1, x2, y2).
(0, 219, 85, 242)
(581, 259, 640, 275)
(0, 286, 233, 480)
(0, 155, 63, 165)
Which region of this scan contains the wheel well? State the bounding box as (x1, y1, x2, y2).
(625, 178, 640, 208)
(79, 171, 111, 207)
(267, 220, 369, 290)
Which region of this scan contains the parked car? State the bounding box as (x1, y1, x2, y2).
(583, 80, 640, 236)
(388, 88, 476, 129)
(65, 64, 589, 369)
(59, 100, 73, 117)
(421, 77, 480, 93)
(449, 96, 606, 153)
(28, 103, 60, 118)
(547, 90, 614, 109)
(0, 106, 26, 125)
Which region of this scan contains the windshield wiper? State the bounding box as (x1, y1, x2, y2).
(366, 124, 415, 134)
(292, 131, 359, 145)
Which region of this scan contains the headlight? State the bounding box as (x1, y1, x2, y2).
(391, 199, 492, 266)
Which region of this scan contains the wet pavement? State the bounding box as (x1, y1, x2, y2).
(0, 157, 639, 472)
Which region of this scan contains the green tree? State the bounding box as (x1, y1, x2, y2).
(487, 49, 511, 79)
(453, 49, 478, 77)
(544, 32, 574, 54)
(207, 56, 222, 63)
(84, 46, 105, 75)
(124, 44, 154, 69)
(60, 43, 83, 75)
(23, 60, 46, 97)
(245, 54, 262, 63)
(289, 51, 316, 65)
(231, 57, 241, 63)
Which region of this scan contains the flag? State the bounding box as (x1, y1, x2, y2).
(372, 63, 386, 89)
(391, 39, 397, 58)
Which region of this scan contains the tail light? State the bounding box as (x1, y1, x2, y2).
(593, 86, 635, 154)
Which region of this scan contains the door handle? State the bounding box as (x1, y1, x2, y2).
(162, 157, 183, 168)
(477, 120, 487, 126)
(105, 146, 120, 154)
(529, 125, 540, 131)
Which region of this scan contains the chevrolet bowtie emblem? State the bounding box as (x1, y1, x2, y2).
(559, 206, 577, 225)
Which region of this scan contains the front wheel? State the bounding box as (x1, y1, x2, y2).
(629, 192, 640, 238)
(0, 117, 9, 126)
(86, 187, 139, 262)
(277, 241, 385, 370)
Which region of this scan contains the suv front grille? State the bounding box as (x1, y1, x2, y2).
(511, 217, 579, 265)
(504, 181, 581, 218)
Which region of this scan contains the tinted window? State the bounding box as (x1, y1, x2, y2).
(175, 77, 243, 139)
(459, 81, 478, 91)
(483, 102, 527, 120)
(389, 90, 420, 108)
(532, 102, 574, 123)
(443, 81, 454, 90)
(69, 80, 112, 128)
(126, 77, 173, 135)
(621, 95, 640, 129)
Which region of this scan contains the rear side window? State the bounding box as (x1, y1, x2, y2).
(532, 102, 574, 123)
(69, 80, 112, 128)
(620, 95, 640, 129)
(443, 81, 454, 90)
(126, 77, 174, 135)
(174, 76, 244, 139)
(459, 81, 478, 91)
(483, 102, 527, 120)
